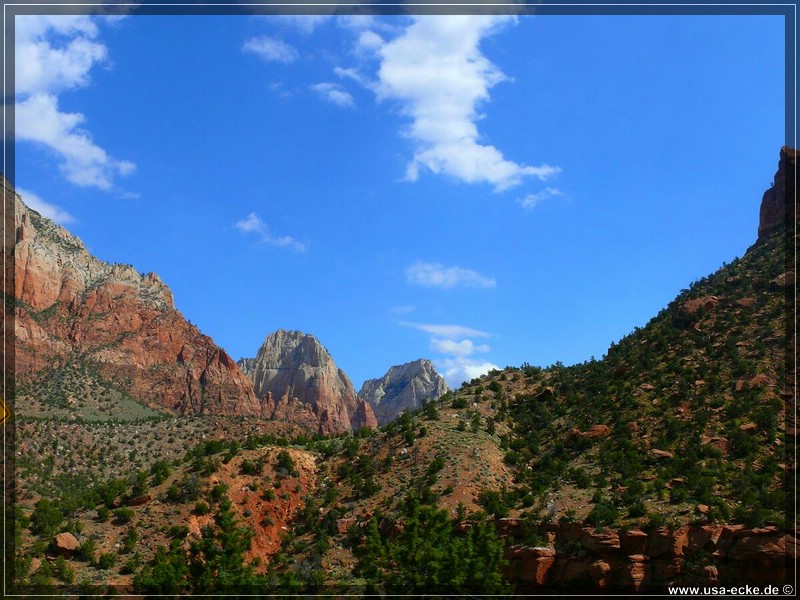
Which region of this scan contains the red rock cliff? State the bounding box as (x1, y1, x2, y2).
(245, 329, 377, 434)
(758, 146, 797, 241)
(4, 179, 261, 416)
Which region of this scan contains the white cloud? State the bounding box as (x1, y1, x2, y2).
(430, 338, 490, 357)
(334, 66, 367, 86)
(400, 321, 490, 339)
(16, 93, 136, 190)
(438, 357, 500, 389)
(16, 30, 106, 96)
(370, 16, 560, 191)
(518, 187, 564, 209)
(310, 82, 355, 109)
(405, 261, 495, 289)
(357, 29, 384, 53)
(16, 187, 75, 225)
(402, 317, 496, 388)
(14, 15, 134, 191)
(235, 212, 307, 252)
(242, 36, 299, 64)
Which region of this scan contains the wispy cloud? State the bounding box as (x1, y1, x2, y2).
(235, 212, 307, 252)
(401, 319, 497, 388)
(310, 82, 355, 109)
(16, 94, 136, 189)
(370, 16, 560, 191)
(400, 321, 490, 339)
(518, 187, 564, 209)
(14, 15, 135, 191)
(334, 66, 367, 85)
(405, 261, 495, 289)
(16, 187, 75, 225)
(242, 36, 299, 64)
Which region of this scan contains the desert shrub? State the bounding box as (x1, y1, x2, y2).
(239, 459, 262, 476)
(30, 498, 63, 536)
(97, 552, 117, 570)
(123, 527, 139, 553)
(150, 460, 172, 486)
(78, 537, 96, 562)
(477, 489, 511, 518)
(275, 450, 298, 477)
(210, 483, 229, 502)
(114, 508, 135, 525)
(585, 501, 619, 527)
(54, 555, 75, 584)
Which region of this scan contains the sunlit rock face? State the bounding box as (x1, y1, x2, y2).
(7, 178, 260, 416)
(244, 329, 377, 434)
(359, 358, 449, 425)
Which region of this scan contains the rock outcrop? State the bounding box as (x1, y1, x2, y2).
(52, 532, 81, 557)
(757, 146, 797, 242)
(5, 179, 261, 416)
(236, 357, 257, 380)
(359, 359, 448, 424)
(493, 520, 796, 592)
(244, 330, 376, 434)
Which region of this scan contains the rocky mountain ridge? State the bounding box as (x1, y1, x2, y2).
(358, 358, 449, 425)
(5, 178, 261, 417)
(239, 329, 377, 434)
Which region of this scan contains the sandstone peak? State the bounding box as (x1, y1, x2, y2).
(6, 181, 260, 417)
(245, 330, 376, 434)
(359, 358, 449, 425)
(8, 180, 175, 312)
(757, 146, 797, 242)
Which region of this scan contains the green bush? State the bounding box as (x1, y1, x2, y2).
(114, 508, 135, 525)
(54, 555, 75, 584)
(79, 537, 96, 563)
(477, 489, 511, 518)
(97, 552, 117, 570)
(150, 460, 172, 486)
(585, 501, 619, 527)
(123, 527, 139, 553)
(275, 450, 298, 477)
(30, 498, 63, 536)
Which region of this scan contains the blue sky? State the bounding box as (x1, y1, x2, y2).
(13, 11, 786, 389)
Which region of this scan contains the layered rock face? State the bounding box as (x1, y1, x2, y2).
(359, 359, 448, 424)
(495, 520, 796, 592)
(5, 180, 260, 416)
(757, 146, 797, 241)
(237, 357, 257, 380)
(243, 330, 377, 434)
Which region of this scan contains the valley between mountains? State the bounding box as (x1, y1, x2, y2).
(4, 148, 796, 594)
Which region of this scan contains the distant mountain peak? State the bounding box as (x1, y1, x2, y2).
(241, 330, 377, 434)
(359, 358, 449, 425)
